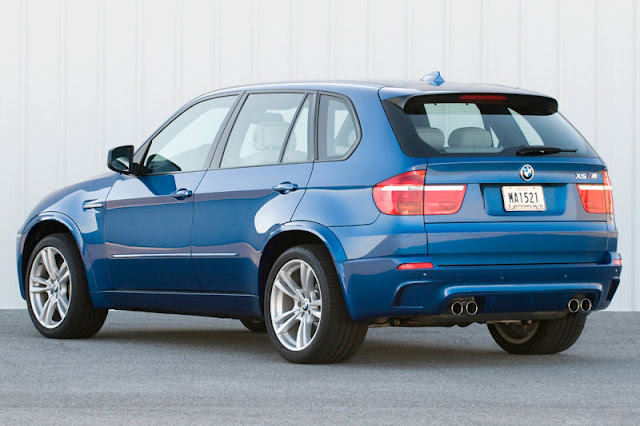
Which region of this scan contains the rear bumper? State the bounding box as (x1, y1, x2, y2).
(336, 252, 622, 322)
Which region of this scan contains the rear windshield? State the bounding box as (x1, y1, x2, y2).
(382, 94, 597, 157)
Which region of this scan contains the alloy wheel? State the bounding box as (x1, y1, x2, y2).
(29, 246, 72, 329)
(269, 259, 322, 351)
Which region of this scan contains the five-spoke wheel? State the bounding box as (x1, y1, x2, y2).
(269, 259, 322, 351)
(265, 245, 367, 363)
(29, 246, 72, 329)
(26, 234, 108, 338)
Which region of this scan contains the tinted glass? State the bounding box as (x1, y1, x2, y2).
(221, 93, 304, 168)
(282, 97, 311, 163)
(383, 94, 596, 157)
(143, 96, 237, 174)
(318, 95, 358, 160)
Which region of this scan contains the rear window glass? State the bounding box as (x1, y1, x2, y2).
(383, 94, 596, 157)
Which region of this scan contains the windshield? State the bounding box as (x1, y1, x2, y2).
(382, 94, 597, 157)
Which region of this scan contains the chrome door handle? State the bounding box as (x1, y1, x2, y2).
(82, 200, 104, 210)
(272, 182, 298, 194)
(171, 189, 193, 200)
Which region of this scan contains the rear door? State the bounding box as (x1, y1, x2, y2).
(422, 157, 610, 266)
(191, 92, 314, 294)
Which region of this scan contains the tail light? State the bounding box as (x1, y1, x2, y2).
(577, 171, 614, 214)
(373, 170, 467, 215)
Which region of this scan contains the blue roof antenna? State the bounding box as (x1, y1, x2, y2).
(420, 71, 445, 86)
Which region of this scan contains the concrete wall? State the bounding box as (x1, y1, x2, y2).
(1, 0, 638, 309)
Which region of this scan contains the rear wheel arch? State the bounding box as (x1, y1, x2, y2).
(258, 228, 346, 316)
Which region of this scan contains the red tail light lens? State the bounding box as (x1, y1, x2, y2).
(373, 171, 467, 215)
(373, 171, 425, 215)
(424, 185, 467, 215)
(577, 171, 614, 214)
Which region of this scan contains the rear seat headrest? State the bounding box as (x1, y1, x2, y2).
(448, 127, 493, 148)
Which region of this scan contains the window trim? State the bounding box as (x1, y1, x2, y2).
(210, 90, 317, 170)
(314, 91, 362, 163)
(133, 93, 243, 177)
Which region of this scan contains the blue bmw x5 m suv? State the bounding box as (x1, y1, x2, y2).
(17, 77, 622, 363)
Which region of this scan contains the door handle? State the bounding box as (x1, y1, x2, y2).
(272, 182, 298, 194)
(171, 189, 193, 200)
(82, 199, 104, 210)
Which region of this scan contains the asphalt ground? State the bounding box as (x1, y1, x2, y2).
(0, 310, 638, 425)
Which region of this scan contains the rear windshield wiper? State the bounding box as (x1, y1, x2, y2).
(516, 145, 578, 156)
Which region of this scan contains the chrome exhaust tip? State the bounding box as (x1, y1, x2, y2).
(567, 299, 580, 313)
(465, 300, 478, 316)
(580, 298, 592, 312)
(450, 301, 464, 316)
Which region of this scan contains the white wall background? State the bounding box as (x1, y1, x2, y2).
(0, 0, 638, 310)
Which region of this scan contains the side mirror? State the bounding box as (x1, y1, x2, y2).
(107, 145, 134, 174)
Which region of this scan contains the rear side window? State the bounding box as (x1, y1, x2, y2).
(383, 94, 596, 157)
(317, 95, 358, 160)
(221, 93, 306, 168)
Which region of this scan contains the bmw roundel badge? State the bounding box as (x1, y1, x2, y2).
(520, 164, 534, 181)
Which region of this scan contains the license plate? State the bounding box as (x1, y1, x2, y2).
(501, 186, 546, 211)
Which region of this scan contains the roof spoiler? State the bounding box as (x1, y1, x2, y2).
(386, 93, 559, 113)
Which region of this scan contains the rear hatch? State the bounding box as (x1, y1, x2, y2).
(381, 91, 613, 266)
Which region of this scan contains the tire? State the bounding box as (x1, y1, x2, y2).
(240, 318, 267, 333)
(488, 315, 586, 355)
(25, 233, 108, 339)
(265, 245, 368, 364)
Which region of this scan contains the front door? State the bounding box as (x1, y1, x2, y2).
(104, 95, 239, 291)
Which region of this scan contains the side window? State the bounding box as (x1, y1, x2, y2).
(318, 95, 358, 160)
(143, 95, 237, 174)
(282, 97, 311, 163)
(221, 93, 305, 168)
(509, 107, 544, 146)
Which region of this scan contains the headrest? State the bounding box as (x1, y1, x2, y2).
(254, 112, 284, 123)
(253, 122, 289, 151)
(448, 127, 493, 148)
(416, 127, 445, 148)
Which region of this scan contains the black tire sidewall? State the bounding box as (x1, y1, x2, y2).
(264, 246, 336, 363)
(25, 234, 88, 338)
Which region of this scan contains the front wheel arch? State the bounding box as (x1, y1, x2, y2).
(20, 215, 91, 299)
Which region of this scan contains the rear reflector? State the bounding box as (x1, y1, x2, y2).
(397, 262, 434, 270)
(373, 171, 466, 215)
(577, 171, 614, 214)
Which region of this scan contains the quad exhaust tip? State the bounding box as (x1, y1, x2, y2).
(450, 300, 478, 316)
(568, 298, 592, 313)
(568, 299, 580, 313)
(465, 300, 478, 316)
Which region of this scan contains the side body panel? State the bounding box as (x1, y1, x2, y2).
(192, 163, 313, 296)
(103, 172, 206, 291)
(17, 174, 117, 300)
